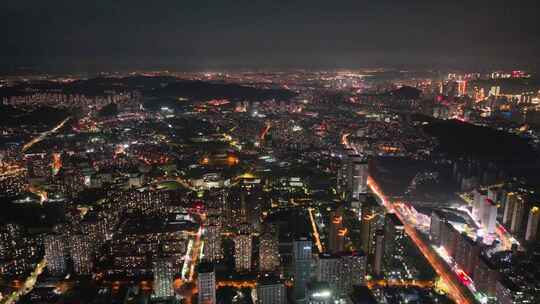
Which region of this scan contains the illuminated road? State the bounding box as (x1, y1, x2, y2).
(187, 226, 203, 282)
(0, 259, 46, 304)
(308, 207, 324, 253)
(367, 177, 477, 304)
(21, 117, 70, 153)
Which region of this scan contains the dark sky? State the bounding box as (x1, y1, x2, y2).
(1, 0, 539, 71)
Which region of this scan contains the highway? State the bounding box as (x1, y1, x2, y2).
(21, 117, 71, 153)
(367, 177, 477, 304)
(0, 259, 47, 304)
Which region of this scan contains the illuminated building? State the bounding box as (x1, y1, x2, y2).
(360, 200, 379, 255)
(472, 189, 488, 222)
(259, 227, 280, 272)
(338, 251, 367, 295)
(481, 199, 497, 235)
(234, 232, 252, 272)
(457, 80, 467, 96)
(152, 257, 175, 299)
(293, 238, 313, 302)
(109, 214, 195, 277)
(441, 222, 459, 259)
(489, 86, 501, 97)
(256, 275, 286, 304)
(383, 213, 405, 259)
(203, 224, 222, 262)
(315, 253, 340, 293)
(454, 233, 481, 277)
(373, 230, 384, 276)
(197, 262, 216, 304)
(502, 192, 519, 225)
(510, 195, 527, 234)
(44, 233, 66, 276)
(350, 159, 369, 200)
(473, 255, 499, 298)
(70, 234, 94, 275)
(429, 211, 444, 246)
(328, 208, 345, 254)
(525, 206, 540, 241)
(307, 281, 335, 304)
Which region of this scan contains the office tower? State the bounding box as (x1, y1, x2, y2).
(328, 208, 345, 254)
(441, 222, 459, 259)
(293, 238, 313, 302)
(315, 253, 340, 293)
(454, 234, 481, 277)
(44, 233, 66, 276)
(256, 274, 286, 304)
(234, 232, 252, 272)
(259, 227, 280, 272)
(70, 234, 94, 275)
(152, 257, 175, 299)
(383, 213, 405, 259)
(338, 251, 367, 295)
(204, 224, 222, 262)
(429, 211, 444, 246)
(525, 206, 540, 241)
(360, 200, 381, 257)
(351, 160, 368, 200)
(472, 189, 487, 221)
(503, 192, 518, 225)
(372, 230, 384, 276)
(510, 195, 527, 234)
(481, 199, 497, 234)
(197, 262, 216, 304)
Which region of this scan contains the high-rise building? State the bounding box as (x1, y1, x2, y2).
(328, 208, 345, 254)
(429, 211, 444, 246)
(360, 200, 381, 257)
(256, 274, 287, 304)
(351, 160, 369, 200)
(510, 195, 527, 234)
(44, 233, 66, 276)
(315, 253, 340, 293)
(472, 189, 488, 222)
(293, 238, 313, 302)
(373, 230, 384, 276)
(204, 224, 222, 262)
(259, 227, 280, 272)
(503, 192, 519, 226)
(454, 234, 481, 277)
(152, 257, 175, 299)
(383, 213, 405, 260)
(441, 222, 459, 259)
(70, 234, 94, 275)
(338, 251, 367, 295)
(525, 206, 540, 241)
(197, 262, 216, 304)
(481, 199, 497, 234)
(307, 282, 335, 304)
(234, 232, 252, 272)
(473, 255, 499, 298)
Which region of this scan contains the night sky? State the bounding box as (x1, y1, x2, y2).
(2, 0, 539, 71)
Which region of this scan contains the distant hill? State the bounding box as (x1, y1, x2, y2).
(152, 80, 297, 101)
